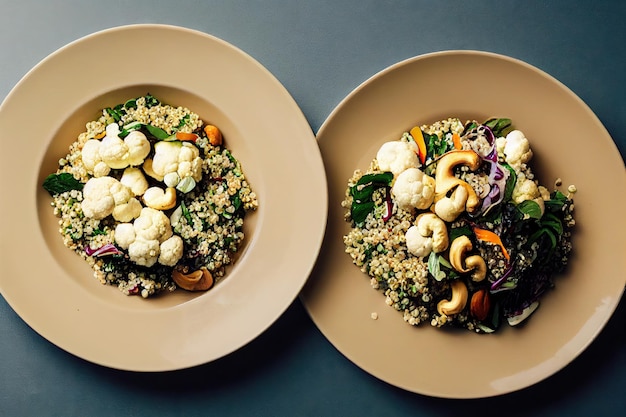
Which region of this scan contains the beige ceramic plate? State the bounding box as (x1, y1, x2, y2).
(301, 50, 625, 398)
(0, 24, 327, 371)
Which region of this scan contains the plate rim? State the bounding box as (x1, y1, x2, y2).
(303, 49, 625, 398)
(0, 23, 328, 371)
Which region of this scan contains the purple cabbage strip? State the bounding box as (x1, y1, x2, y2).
(85, 243, 122, 257)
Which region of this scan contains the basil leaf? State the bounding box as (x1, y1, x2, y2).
(449, 225, 473, 242)
(357, 171, 393, 186)
(351, 201, 374, 224)
(427, 252, 440, 279)
(350, 171, 393, 225)
(517, 200, 542, 219)
(350, 184, 375, 202)
(145, 124, 171, 140)
(42, 173, 84, 196)
(544, 190, 568, 212)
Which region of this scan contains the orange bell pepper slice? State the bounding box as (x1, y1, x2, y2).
(175, 131, 199, 142)
(409, 126, 427, 164)
(452, 132, 462, 150)
(473, 226, 510, 261)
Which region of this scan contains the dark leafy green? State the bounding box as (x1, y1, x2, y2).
(349, 172, 393, 225)
(42, 173, 84, 196)
(484, 118, 513, 137)
(145, 124, 171, 140)
(517, 200, 543, 220)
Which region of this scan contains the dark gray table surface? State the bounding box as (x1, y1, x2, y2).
(1, 1, 624, 416)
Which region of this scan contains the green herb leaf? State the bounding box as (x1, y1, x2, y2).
(424, 131, 449, 159)
(42, 173, 84, 196)
(143, 94, 160, 108)
(484, 118, 513, 137)
(351, 201, 375, 224)
(449, 225, 473, 242)
(349, 172, 393, 225)
(517, 200, 542, 219)
(175, 114, 191, 130)
(356, 171, 393, 186)
(105, 107, 124, 123)
(123, 98, 137, 110)
(502, 163, 517, 202)
(145, 124, 171, 140)
(545, 190, 568, 212)
(180, 200, 193, 225)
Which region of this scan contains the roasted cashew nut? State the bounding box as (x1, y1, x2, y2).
(143, 186, 177, 211)
(172, 267, 214, 291)
(437, 279, 468, 316)
(405, 212, 449, 257)
(434, 150, 481, 220)
(449, 235, 487, 282)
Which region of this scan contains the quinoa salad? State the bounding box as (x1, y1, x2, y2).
(43, 94, 258, 298)
(342, 118, 576, 333)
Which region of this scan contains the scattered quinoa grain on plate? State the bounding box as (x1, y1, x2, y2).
(43, 95, 258, 298)
(342, 117, 575, 333)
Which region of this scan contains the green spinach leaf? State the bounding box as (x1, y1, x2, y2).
(42, 173, 84, 196)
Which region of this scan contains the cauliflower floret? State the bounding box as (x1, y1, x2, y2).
(81, 139, 110, 177)
(133, 207, 173, 243)
(120, 167, 149, 196)
(151, 141, 203, 186)
(124, 130, 151, 166)
(98, 124, 151, 170)
(376, 141, 420, 176)
(512, 177, 545, 215)
(391, 168, 435, 211)
(99, 124, 131, 169)
(118, 207, 177, 267)
(128, 238, 161, 267)
(81, 176, 133, 220)
(503, 130, 533, 169)
(114, 223, 136, 250)
(158, 235, 184, 266)
(112, 197, 142, 222)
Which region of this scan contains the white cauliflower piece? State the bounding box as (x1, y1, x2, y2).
(81, 176, 133, 220)
(112, 197, 142, 222)
(405, 213, 448, 258)
(81, 139, 110, 177)
(503, 130, 533, 169)
(119, 207, 176, 267)
(124, 130, 151, 166)
(158, 235, 184, 266)
(151, 141, 203, 187)
(391, 168, 435, 211)
(128, 238, 161, 267)
(133, 207, 173, 242)
(114, 223, 136, 250)
(120, 167, 149, 196)
(99, 124, 130, 169)
(376, 141, 420, 176)
(98, 124, 151, 170)
(512, 177, 545, 215)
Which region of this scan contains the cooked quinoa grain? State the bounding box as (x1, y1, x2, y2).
(343, 117, 575, 333)
(44, 95, 258, 298)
